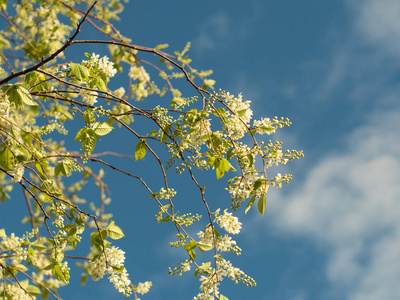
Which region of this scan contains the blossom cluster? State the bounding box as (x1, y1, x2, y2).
(221, 92, 253, 140)
(194, 258, 255, 300)
(10, 163, 24, 183)
(135, 281, 152, 295)
(214, 209, 242, 235)
(158, 187, 177, 200)
(129, 65, 151, 100)
(79, 89, 98, 105)
(82, 53, 117, 79)
(90, 246, 132, 296)
(0, 93, 10, 117)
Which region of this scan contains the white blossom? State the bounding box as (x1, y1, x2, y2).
(135, 281, 152, 295)
(215, 209, 242, 235)
(79, 89, 98, 105)
(0, 93, 10, 117)
(10, 164, 24, 183)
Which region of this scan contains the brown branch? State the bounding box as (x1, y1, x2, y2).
(0, 1, 97, 86)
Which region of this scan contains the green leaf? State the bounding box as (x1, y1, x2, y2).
(188, 249, 196, 260)
(245, 195, 257, 214)
(74, 128, 87, 142)
(207, 156, 216, 167)
(0, 147, 14, 171)
(216, 158, 233, 179)
(83, 107, 96, 126)
(93, 121, 114, 136)
(160, 215, 171, 222)
(160, 125, 170, 144)
(111, 264, 124, 273)
(26, 285, 41, 295)
(90, 229, 108, 247)
(17, 85, 37, 106)
(55, 161, 70, 177)
(94, 77, 107, 92)
(107, 220, 125, 240)
(135, 140, 146, 160)
(7, 84, 37, 108)
(220, 295, 229, 300)
(184, 240, 197, 251)
(197, 243, 213, 252)
(70, 63, 89, 82)
(253, 178, 266, 190)
(257, 194, 266, 216)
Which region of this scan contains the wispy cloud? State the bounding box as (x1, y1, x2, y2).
(256, 1, 400, 298)
(350, 0, 400, 58)
(268, 109, 400, 299)
(193, 4, 265, 54)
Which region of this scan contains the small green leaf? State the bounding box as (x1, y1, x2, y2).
(90, 229, 108, 246)
(70, 63, 89, 82)
(160, 126, 170, 144)
(0, 147, 14, 171)
(17, 85, 37, 106)
(245, 195, 257, 214)
(160, 215, 171, 222)
(188, 249, 196, 260)
(107, 220, 125, 240)
(26, 285, 41, 295)
(216, 158, 231, 179)
(135, 140, 147, 160)
(184, 240, 197, 251)
(197, 243, 213, 252)
(257, 194, 266, 216)
(94, 77, 107, 92)
(253, 178, 266, 190)
(83, 107, 96, 126)
(93, 121, 114, 136)
(220, 295, 229, 300)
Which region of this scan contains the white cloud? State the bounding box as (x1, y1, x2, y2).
(193, 13, 230, 51)
(268, 110, 400, 299)
(348, 0, 400, 58)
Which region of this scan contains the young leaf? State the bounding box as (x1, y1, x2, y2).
(107, 220, 125, 240)
(16, 85, 37, 106)
(184, 240, 197, 251)
(216, 158, 231, 179)
(135, 140, 147, 160)
(83, 107, 96, 126)
(245, 195, 257, 214)
(197, 243, 213, 252)
(0, 147, 14, 171)
(70, 63, 89, 82)
(160, 125, 170, 144)
(93, 121, 114, 136)
(257, 194, 266, 216)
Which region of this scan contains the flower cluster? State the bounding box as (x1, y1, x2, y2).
(10, 163, 24, 183)
(3, 284, 31, 300)
(82, 53, 117, 79)
(0, 93, 10, 117)
(90, 246, 132, 296)
(187, 119, 211, 147)
(135, 281, 152, 295)
(79, 89, 98, 105)
(215, 209, 242, 235)
(220, 92, 253, 140)
(129, 65, 151, 100)
(194, 258, 256, 300)
(158, 187, 177, 200)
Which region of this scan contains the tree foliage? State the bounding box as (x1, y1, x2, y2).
(0, 0, 303, 299)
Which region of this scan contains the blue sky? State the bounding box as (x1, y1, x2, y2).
(3, 0, 400, 299)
